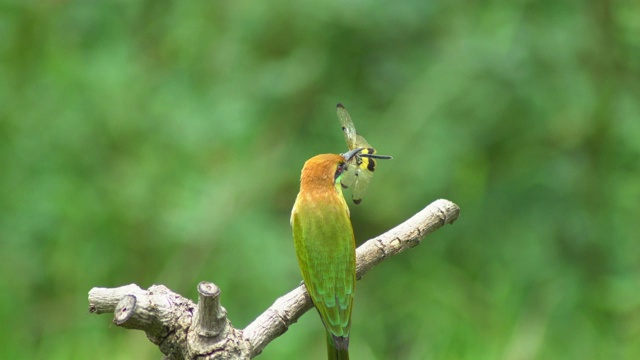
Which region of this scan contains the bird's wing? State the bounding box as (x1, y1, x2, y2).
(292, 202, 355, 338)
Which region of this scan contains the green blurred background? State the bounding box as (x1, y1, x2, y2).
(1, 1, 639, 359)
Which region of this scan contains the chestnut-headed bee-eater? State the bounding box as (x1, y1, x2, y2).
(290, 105, 391, 359)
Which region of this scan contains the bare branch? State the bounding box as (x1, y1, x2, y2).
(88, 199, 460, 359)
(356, 198, 460, 278)
(243, 284, 312, 357)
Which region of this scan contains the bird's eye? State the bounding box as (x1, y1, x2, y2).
(334, 163, 346, 181)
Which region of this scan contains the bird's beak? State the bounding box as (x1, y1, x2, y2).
(342, 148, 364, 162)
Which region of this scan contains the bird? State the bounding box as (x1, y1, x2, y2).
(291, 105, 392, 359)
(291, 149, 362, 360)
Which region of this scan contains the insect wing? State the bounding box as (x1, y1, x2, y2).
(340, 157, 374, 205)
(354, 133, 373, 150)
(336, 104, 358, 150)
(340, 162, 358, 190)
(350, 165, 373, 204)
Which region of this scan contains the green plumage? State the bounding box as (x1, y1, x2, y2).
(291, 154, 356, 360)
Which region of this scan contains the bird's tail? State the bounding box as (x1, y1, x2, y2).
(326, 332, 349, 360)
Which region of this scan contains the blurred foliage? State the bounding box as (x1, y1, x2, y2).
(1, 0, 639, 359)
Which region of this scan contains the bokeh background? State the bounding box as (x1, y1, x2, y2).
(2, 1, 639, 359)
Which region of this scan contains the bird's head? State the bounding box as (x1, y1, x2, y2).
(298, 149, 363, 191)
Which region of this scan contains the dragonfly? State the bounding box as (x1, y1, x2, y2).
(336, 103, 392, 204)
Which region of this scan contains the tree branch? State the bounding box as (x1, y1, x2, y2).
(88, 198, 460, 359)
